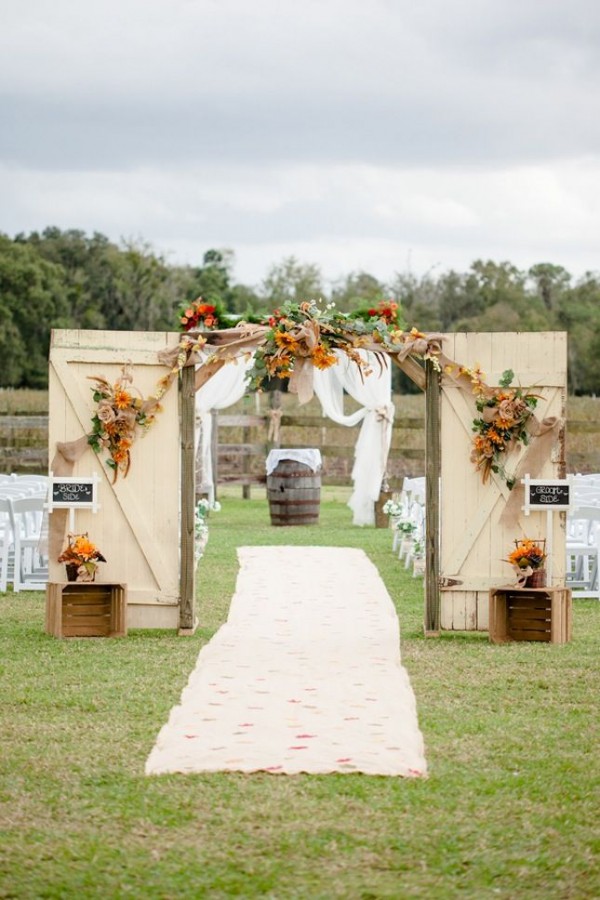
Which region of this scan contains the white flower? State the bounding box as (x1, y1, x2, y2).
(383, 499, 404, 517)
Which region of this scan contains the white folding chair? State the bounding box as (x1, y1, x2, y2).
(14, 475, 48, 491)
(9, 496, 48, 592)
(404, 501, 425, 570)
(566, 505, 600, 600)
(0, 497, 15, 592)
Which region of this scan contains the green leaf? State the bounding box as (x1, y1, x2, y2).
(499, 369, 514, 388)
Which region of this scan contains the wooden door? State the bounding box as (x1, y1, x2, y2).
(48, 330, 184, 628)
(439, 332, 567, 631)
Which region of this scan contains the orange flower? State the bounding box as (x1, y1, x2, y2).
(274, 331, 300, 351)
(113, 388, 132, 409)
(72, 537, 96, 560)
(507, 539, 546, 569)
(487, 428, 505, 447)
(311, 344, 337, 369)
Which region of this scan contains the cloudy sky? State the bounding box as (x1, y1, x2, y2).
(1, 0, 599, 288)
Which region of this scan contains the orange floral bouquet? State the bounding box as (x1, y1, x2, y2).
(180, 298, 222, 331)
(88, 363, 160, 481)
(506, 538, 547, 587)
(508, 538, 546, 571)
(58, 533, 106, 582)
(469, 369, 540, 487)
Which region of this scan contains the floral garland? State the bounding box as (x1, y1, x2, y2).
(176, 297, 445, 404)
(465, 367, 540, 488)
(87, 334, 206, 482)
(245, 299, 417, 394)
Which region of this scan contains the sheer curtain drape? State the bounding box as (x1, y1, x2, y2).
(195, 353, 255, 497)
(313, 351, 394, 526)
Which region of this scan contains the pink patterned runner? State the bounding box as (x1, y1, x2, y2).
(145, 546, 427, 777)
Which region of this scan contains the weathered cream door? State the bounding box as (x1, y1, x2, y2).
(439, 332, 567, 631)
(48, 330, 183, 628)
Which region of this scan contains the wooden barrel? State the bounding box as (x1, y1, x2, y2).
(267, 460, 321, 526)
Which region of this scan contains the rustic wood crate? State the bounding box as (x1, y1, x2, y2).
(45, 583, 127, 638)
(489, 586, 572, 645)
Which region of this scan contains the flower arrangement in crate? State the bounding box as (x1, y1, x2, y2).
(506, 538, 547, 588)
(58, 533, 106, 582)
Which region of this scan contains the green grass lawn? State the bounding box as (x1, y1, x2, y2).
(1, 495, 599, 899)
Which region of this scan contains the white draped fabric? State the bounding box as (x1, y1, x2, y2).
(195, 353, 255, 496)
(313, 351, 394, 526)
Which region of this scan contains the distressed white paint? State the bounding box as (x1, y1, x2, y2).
(48, 330, 183, 627)
(439, 332, 567, 631)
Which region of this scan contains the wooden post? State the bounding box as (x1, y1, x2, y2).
(424, 359, 441, 635)
(269, 389, 282, 450)
(179, 364, 197, 634)
(210, 409, 219, 502)
(242, 419, 251, 500)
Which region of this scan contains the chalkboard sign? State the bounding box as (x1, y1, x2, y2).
(52, 480, 94, 506)
(47, 475, 100, 512)
(528, 482, 570, 507)
(522, 476, 572, 513)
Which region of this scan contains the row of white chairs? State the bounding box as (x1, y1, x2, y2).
(387, 474, 600, 596)
(389, 477, 426, 578)
(566, 475, 600, 600)
(0, 475, 49, 592)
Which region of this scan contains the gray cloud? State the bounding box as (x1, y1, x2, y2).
(1, 0, 599, 282)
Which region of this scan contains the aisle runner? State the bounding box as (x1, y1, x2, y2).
(145, 547, 427, 777)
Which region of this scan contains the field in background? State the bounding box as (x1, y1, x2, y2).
(1, 389, 599, 476)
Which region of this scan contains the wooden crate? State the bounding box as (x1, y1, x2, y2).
(489, 586, 572, 644)
(45, 583, 127, 638)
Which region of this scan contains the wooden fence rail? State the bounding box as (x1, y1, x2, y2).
(2, 413, 600, 481)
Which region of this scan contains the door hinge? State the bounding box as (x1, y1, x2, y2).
(439, 576, 463, 588)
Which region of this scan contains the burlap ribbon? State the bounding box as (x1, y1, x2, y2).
(375, 403, 395, 484)
(512, 564, 533, 588)
(393, 331, 445, 363)
(267, 408, 283, 443)
(283, 320, 321, 405)
(499, 415, 562, 526)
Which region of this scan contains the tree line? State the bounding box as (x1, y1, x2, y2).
(1, 228, 599, 393)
